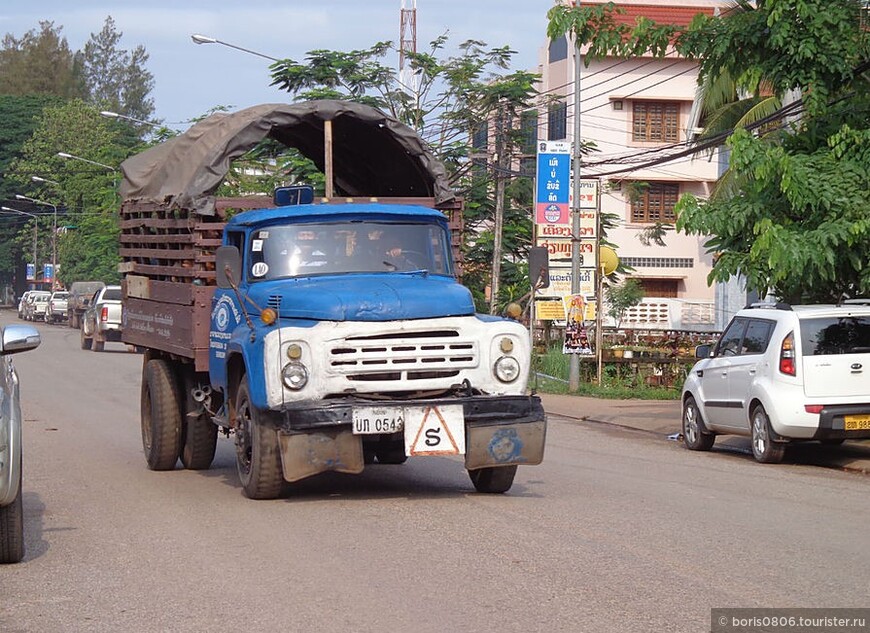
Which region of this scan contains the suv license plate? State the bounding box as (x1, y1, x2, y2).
(352, 407, 404, 435)
(844, 415, 870, 431)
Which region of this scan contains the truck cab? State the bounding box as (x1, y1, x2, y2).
(211, 202, 545, 496)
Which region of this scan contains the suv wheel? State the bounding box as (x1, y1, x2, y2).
(682, 395, 715, 451)
(751, 405, 785, 464)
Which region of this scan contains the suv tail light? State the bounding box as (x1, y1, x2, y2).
(779, 331, 796, 376)
(804, 405, 824, 414)
(100, 306, 109, 323)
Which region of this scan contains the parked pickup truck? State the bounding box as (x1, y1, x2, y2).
(67, 281, 105, 329)
(81, 285, 123, 352)
(45, 291, 69, 324)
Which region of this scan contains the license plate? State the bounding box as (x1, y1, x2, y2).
(844, 415, 870, 431)
(352, 407, 404, 435)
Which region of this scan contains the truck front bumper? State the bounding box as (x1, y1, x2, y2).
(260, 395, 547, 481)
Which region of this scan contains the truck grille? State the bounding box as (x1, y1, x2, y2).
(328, 330, 478, 381)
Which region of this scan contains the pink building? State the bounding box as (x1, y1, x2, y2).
(534, 0, 734, 330)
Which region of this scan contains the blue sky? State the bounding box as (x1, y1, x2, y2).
(1, 0, 552, 128)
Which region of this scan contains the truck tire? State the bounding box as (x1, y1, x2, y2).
(468, 465, 517, 494)
(141, 358, 182, 471)
(0, 469, 24, 564)
(179, 369, 218, 470)
(235, 379, 283, 499)
(376, 441, 408, 464)
(80, 327, 92, 350)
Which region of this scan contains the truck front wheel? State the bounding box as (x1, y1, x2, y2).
(141, 359, 182, 470)
(468, 465, 517, 494)
(234, 379, 283, 499)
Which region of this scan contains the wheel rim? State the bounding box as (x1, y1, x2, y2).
(752, 412, 768, 455)
(236, 398, 253, 476)
(684, 403, 699, 445)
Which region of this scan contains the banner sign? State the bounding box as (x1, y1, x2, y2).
(26, 263, 35, 282)
(44, 264, 54, 283)
(535, 141, 571, 225)
(537, 267, 596, 298)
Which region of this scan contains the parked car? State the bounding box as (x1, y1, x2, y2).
(0, 323, 41, 563)
(67, 281, 105, 329)
(81, 285, 123, 352)
(681, 300, 870, 463)
(44, 291, 70, 324)
(16, 292, 33, 320)
(23, 291, 50, 321)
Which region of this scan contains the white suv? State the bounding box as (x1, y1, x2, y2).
(681, 301, 870, 463)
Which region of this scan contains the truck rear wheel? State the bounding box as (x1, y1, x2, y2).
(80, 327, 92, 350)
(141, 358, 182, 470)
(468, 465, 517, 494)
(179, 372, 218, 471)
(235, 379, 283, 499)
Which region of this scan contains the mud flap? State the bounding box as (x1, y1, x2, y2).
(277, 429, 365, 483)
(464, 420, 547, 470)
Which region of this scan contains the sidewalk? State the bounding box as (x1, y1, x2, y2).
(538, 392, 870, 473)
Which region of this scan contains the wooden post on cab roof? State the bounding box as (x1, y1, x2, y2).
(324, 119, 334, 198)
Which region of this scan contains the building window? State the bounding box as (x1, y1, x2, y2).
(519, 157, 535, 176)
(637, 278, 679, 298)
(630, 182, 679, 223)
(632, 101, 679, 142)
(520, 110, 538, 156)
(548, 101, 567, 141)
(471, 122, 488, 173)
(621, 256, 693, 269)
(548, 36, 568, 63)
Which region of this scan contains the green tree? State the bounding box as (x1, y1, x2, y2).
(81, 16, 155, 123)
(8, 99, 130, 286)
(0, 21, 82, 98)
(0, 94, 63, 288)
(269, 37, 540, 311)
(548, 0, 870, 301)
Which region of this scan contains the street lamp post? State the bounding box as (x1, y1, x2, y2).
(1, 206, 39, 288)
(190, 34, 280, 62)
(16, 194, 58, 290)
(57, 151, 118, 202)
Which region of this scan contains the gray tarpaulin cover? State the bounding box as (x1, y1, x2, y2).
(119, 100, 454, 215)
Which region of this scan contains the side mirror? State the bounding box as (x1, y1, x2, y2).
(1, 324, 41, 355)
(695, 344, 713, 359)
(216, 246, 241, 289)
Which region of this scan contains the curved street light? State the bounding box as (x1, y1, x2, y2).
(57, 151, 118, 203)
(191, 33, 280, 62)
(1, 206, 39, 287)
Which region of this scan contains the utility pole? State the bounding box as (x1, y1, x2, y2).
(569, 29, 583, 391)
(490, 104, 507, 314)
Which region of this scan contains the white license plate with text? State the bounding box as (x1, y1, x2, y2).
(352, 407, 405, 435)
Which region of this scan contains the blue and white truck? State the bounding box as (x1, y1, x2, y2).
(119, 100, 546, 499)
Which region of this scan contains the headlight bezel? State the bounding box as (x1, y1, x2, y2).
(281, 361, 309, 390)
(493, 355, 521, 383)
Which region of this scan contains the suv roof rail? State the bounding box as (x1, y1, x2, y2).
(837, 297, 870, 306)
(744, 301, 792, 311)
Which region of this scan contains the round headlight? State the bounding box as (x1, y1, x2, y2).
(494, 356, 521, 383)
(282, 362, 309, 390)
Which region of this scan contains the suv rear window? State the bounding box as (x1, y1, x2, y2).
(800, 316, 870, 355)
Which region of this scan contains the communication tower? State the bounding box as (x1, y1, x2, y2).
(399, 0, 419, 95)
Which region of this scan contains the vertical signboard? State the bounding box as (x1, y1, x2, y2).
(535, 141, 571, 226)
(26, 263, 35, 282)
(44, 264, 54, 284)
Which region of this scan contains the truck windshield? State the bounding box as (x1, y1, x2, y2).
(246, 221, 453, 281)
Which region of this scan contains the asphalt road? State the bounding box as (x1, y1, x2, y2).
(2, 310, 869, 633)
